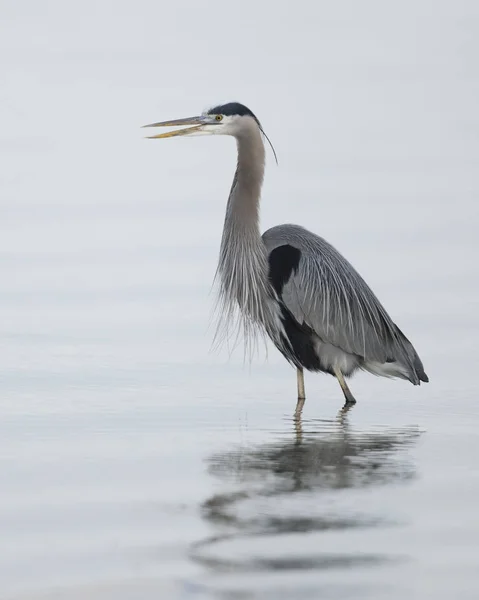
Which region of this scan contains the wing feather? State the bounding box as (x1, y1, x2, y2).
(263, 224, 417, 374)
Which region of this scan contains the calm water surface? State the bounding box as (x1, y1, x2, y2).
(1, 1, 479, 598)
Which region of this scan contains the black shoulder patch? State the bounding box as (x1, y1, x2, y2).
(268, 245, 301, 295)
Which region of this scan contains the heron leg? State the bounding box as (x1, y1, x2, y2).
(295, 368, 306, 416)
(333, 367, 357, 405)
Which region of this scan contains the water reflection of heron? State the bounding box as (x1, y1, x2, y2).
(191, 411, 420, 588)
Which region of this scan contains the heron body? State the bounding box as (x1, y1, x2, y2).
(145, 102, 428, 410)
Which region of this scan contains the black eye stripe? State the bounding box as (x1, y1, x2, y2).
(207, 102, 261, 127)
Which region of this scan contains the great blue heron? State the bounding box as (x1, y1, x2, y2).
(144, 102, 428, 412)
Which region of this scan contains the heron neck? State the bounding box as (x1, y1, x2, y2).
(216, 125, 271, 329)
(225, 128, 265, 232)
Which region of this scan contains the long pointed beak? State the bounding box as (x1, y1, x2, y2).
(142, 116, 206, 139)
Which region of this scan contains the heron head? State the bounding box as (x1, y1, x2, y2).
(143, 102, 262, 139)
(144, 102, 277, 161)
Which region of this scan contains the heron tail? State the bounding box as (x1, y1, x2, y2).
(394, 325, 429, 384)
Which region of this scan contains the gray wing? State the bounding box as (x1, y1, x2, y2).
(262, 224, 427, 383)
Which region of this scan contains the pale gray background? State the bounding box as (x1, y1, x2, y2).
(1, 1, 478, 598)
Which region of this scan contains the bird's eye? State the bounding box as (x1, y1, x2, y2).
(215, 114, 223, 121)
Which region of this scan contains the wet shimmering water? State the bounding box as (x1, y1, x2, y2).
(1, 1, 479, 599)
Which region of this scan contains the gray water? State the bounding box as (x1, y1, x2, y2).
(1, 1, 479, 598)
